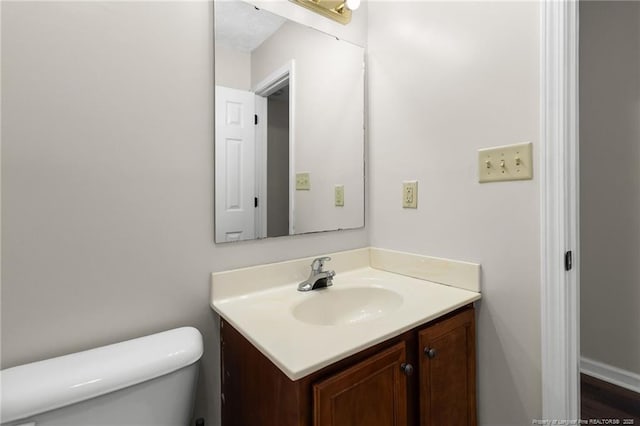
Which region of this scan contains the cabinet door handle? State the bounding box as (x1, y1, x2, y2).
(400, 362, 414, 376)
(424, 347, 437, 359)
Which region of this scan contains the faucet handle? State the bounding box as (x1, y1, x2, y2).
(311, 256, 331, 272)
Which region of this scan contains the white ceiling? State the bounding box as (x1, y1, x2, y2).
(215, 1, 287, 53)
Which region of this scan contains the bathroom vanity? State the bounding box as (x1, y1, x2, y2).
(211, 248, 481, 426)
(220, 305, 475, 426)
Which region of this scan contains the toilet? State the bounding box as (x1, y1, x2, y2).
(0, 327, 203, 426)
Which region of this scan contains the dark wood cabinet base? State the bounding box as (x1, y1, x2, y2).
(220, 305, 477, 426)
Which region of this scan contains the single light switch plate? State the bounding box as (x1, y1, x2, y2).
(296, 172, 310, 190)
(478, 142, 533, 183)
(335, 185, 345, 206)
(402, 181, 418, 208)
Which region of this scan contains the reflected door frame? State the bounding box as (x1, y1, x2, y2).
(254, 59, 296, 236)
(254, 96, 268, 239)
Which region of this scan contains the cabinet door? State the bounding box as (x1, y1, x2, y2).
(419, 308, 477, 426)
(313, 342, 409, 426)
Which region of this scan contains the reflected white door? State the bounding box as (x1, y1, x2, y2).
(215, 86, 256, 242)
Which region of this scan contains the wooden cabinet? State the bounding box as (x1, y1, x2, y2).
(419, 308, 477, 426)
(314, 342, 408, 426)
(220, 305, 476, 426)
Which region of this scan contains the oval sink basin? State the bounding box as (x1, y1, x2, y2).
(292, 287, 403, 326)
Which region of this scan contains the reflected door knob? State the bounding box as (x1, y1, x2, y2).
(400, 362, 414, 376)
(424, 347, 437, 359)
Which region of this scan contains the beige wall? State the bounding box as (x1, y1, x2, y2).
(580, 1, 640, 375)
(214, 45, 251, 91)
(0, 2, 368, 424)
(367, 2, 541, 424)
(251, 21, 365, 234)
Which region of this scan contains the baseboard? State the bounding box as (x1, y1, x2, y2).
(581, 357, 640, 394)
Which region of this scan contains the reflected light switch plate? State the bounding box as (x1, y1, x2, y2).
(335, 185, 344, 206)
(296, 173, 310, 190)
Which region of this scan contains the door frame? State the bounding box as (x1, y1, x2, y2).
(254, 60, 296, 236)
(539, 0, 580, 421)
(254, 95, 268, 239)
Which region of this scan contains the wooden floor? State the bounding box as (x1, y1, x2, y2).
(581, 373, 640, 424)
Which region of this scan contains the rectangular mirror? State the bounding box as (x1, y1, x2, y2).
(214, 0, 365, 243)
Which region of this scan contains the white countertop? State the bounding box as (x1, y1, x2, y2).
(211, 263, 481, 381)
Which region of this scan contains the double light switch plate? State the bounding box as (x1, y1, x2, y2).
(478, 142, 533, 183)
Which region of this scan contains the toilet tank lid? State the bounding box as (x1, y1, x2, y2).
(0, 326, 203, 424)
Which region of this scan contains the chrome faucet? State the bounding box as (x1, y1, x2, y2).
(297, 257, 335, 292)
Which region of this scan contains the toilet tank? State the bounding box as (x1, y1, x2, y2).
(0, 327, 203, 426)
